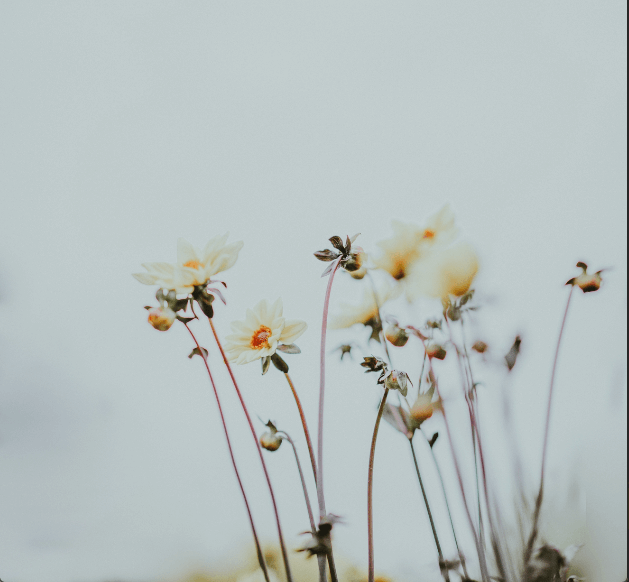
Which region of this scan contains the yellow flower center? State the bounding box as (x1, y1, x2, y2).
(422, 229, 435, 239)
(183, 260, 202, 269)
(250, 326, 272, 349)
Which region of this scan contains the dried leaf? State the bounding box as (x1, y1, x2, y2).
(314, 249, 340, 262)
(261, 356, 271, 375)
(277, 343, 301, 354)
(207, 287, 227, 305)
(320, 260, 339, 278)
(329, 235, 345, 253)
(188, 346, 208, 360)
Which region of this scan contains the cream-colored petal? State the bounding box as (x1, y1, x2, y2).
(132, 272, 160, 285)
(279, 319, 307, 344)
(245, 308, 259, 329)
(269, 297, 284, 321)
(201, 233, 230, 263)
(177, 238, 199, 265)
(230, 320, 253, 334)
(142, 262, 175, 277)
(252, 298, 270, 325)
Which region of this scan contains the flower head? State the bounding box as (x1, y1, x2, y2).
(409, 385, 441, 424)
(147, 305, 176, 331)
(567, 262, 604, 293)
(259, 420, 283, 452)
(373, 205, 458, 280)
(133, 234, 243, 293)
(383, 369, 412, 397)
(223, 298, 307, 365)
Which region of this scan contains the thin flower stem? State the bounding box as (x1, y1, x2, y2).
(278, 431, 316, 531)
(208, 318, 294, 582)
(420, 428, 470, 581)
(276, 430, 328, 582)
(184, 323, 270, 582)
(421, 339, 490, 582)
(417, 352, 427, 396)
(317, 259, 341, 519)
(524, 286, 574, 569)
(366, 272, 392, 364)
(409, 438, 450, 582)
(368, 387, 389, 582)
(284, 373, 318, 483)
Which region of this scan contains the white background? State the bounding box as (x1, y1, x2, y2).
(0, 2, 626, 581)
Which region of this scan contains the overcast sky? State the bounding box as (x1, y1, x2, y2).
(0, 2, 626, 582)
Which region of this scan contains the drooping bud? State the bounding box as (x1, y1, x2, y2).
(567, 262, 603, 293)
(472, 340, 488, 354)
(385, 321, 409, 347)
(344, 248, 368, 279)
(409, 385, 439, 424)
(384, 369, 412, 397)
(425, 342, 447, 360)
(147, 306, 176, 331)
(259, 420, 283, 451)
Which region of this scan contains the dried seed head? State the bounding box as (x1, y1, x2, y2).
(259, 420, 282, 451)
(385, 322, 409, 347)
(472, 340, 488, 354)
(147, 306, 176, 331)
(384, 369, 412, 397)
(568, 262, 603, 293)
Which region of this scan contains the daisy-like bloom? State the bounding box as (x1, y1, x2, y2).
(132, 234, 243, 293)
(373, 205, 458, 280)
(405, 241, 479, 301)
(329, 284, 398, 331)
(223, 298, 307, 365)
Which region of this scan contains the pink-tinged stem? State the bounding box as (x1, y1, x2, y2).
(524, 286, 574, 568)
(420, 339, 490, 582)
(208, 318, 294, 582)
(284, 373, 318, 483)
(278, 431, 327, 582)
(368, 387, 390, 582)
(317, 260, 340, 518)
(184, 323, 270, 582)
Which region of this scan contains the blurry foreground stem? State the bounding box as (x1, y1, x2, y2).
(184, 323, 270, 582)
(208, 318, 294, 582)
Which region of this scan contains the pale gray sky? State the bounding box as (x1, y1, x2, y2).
(0, 2, 626, 582)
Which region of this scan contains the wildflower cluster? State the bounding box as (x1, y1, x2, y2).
(133, 208, 605, 582)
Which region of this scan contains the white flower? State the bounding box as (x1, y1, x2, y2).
(133, 234, 243, 293)
(329, 284, 398, 330)
(373, 205, 458, 280)
(405, 241, 479, 301)
(223, 298, 307, 365)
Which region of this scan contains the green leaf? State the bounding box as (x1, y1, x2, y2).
(271, 353, 289, 373)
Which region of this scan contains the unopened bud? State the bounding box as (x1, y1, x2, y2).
(472, 341, 487, 354)
(260, 431, 283, 452)
(425, 343, 447, 360)
(148, 306, 176, 331)
(384, 369, 411, 397)
(568, 262, 603, 293)
(410, 400, 434, 424)
(385, 322, 409, 347)
(344, 249, 367, 279)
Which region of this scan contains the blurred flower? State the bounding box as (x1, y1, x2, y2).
(384, 321, 409, 347)
(505, 335, 521, 371)
(329, 284, 397, 342)
(133, 234, 243, 293)
(409, 384, 441, 425)
(406, 242, 479, 301)
(223, 298, 307, 365)
(472, 340, 488, 354)
(147, 305, 176, 331)
(335, 344, 354, 360)
(425, 342, 447, 360)
(236, 570, 281, 582)
(347, 249, 368, 279)
(373, 205, 457, 280)
(567, 262, 603, 293)
(383, 369, 412, 397)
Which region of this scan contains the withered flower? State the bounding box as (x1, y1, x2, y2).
(361, 356, 388, 384)
(297, 514, 343, 557)
(425, 342, 447, 360)
(314, 234, 362, 277)
(567, 262, 604, 293)
(335, 344, 354, 360)
(383, 369, 412, 397)
(385, 320, 409, 347)
(472, 340, 488, 354)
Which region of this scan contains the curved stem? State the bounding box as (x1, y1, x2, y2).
(420, 428, 470, 581)
(184, 323, 270, 582)
(368, 388, 389, 582)
(317, 260, 340, 519)
(409, 438, 450, 581)
(208, 318, 294, 582)
(524, 286, 574, 569)
(284, 373, 318, 483)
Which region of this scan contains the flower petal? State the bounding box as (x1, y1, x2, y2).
(280, 319, 307, 344)
(177, 238, 199, 265)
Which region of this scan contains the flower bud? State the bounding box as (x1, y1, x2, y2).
(472, 340, 488, 354)
(425, 342, 447, 360)
(346, 250, 368, 279)
(410, 399, 434, 424)
(568, 262, 603, 293)
(384, 369, 411, 397)
(147, 306, 176, 331)
(385, 322, 409, 347)
(260, 431, 283, 452)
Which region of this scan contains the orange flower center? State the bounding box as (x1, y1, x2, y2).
(422, 229, 435, 239)
(250, 326, 272, 349)
(183, 260, 202, 269)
